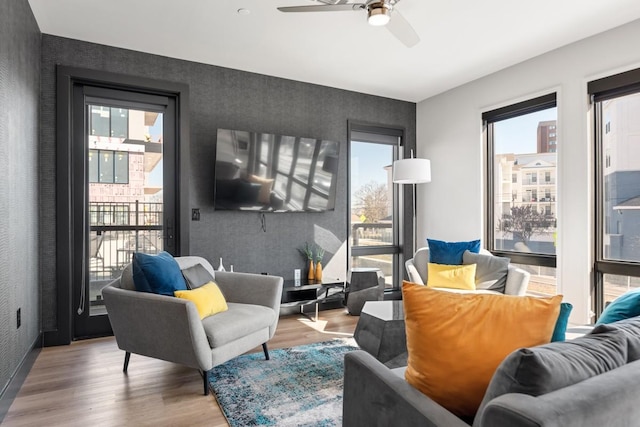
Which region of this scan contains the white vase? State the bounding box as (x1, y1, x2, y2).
(217, 257, 226, 272)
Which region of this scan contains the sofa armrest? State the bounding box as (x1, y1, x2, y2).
(478, 360, 640, 427)
(504, 265, 530, 296)
(343, 351, 469, 427)
(102, 283, 213, 371)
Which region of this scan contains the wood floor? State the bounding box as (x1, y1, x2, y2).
(2, 308, 358, 427)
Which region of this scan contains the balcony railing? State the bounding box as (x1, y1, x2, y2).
(89, 201, 163, 282)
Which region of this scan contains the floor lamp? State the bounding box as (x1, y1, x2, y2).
(393, 150, 431, 255)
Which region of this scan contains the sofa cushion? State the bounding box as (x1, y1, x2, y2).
(427, 238, 481, 265)
(132, 251, 187, 296)
(462, 250, 509, 293)
(202, 303, 276, 348)
(402, 281, 561, 418)
(426, 263, 476, 290)
(174, 282, 228, 319)
(595, 288, 640, 325)
(475, 328, 628, 426)
(182, 263, 215, 289)
(591, 315, 640, 362)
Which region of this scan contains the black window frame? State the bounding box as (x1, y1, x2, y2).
(484, 93, 558, 268)
(348, 122, 403, 291)
(589, 67, 640, 318)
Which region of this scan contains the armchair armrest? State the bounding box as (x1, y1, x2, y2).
(343, 351, 468, 427)
(102, 283, 213, 371)
(405, 259, 425, 285)
(504, 265, 530, 296)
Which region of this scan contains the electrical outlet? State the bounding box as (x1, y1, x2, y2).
(191, 208, 200, 221)
(17, 308, 21, 329)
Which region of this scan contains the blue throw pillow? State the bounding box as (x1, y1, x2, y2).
(551, 302, 573, 342)
(427, 238, 481, 265)
(596, 288, 640, 325)
(132, 251, 187, 296)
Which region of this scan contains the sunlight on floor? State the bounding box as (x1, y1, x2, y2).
(295, 316, 354, 337)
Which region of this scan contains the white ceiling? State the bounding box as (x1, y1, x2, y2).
(28, 0, 640, 103)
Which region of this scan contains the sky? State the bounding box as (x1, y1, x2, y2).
(494, 107, 557, 154)
(350, 141, 393, 196)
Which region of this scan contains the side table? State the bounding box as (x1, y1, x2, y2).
(353, 300, 407, 368)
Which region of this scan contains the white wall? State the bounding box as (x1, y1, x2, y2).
(416, 18, 640, 324)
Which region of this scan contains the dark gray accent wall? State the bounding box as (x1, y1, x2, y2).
(40, 35, 416, 330)
(0, 0, 41, 395)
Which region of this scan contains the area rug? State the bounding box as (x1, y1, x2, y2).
(209, 338, 359, 427)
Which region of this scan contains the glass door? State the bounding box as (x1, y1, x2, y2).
(86, 105, 165, 317)
(73, 87, 177, 338)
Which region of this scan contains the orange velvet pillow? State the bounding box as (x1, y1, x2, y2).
(402, 281, 561, 418)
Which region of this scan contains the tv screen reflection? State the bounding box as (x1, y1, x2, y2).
(214, 128, 340, 212)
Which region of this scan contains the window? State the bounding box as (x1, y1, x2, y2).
(512, 173, 517, 183)
(90, 106, 128, 138)
(89, 149, 129, 184)
(349, 125, 401, 290)
(484, 93, 558, 296)
(590, 67, 640, 319)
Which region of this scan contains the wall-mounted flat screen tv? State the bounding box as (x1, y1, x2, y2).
(214, 128, 340, 212)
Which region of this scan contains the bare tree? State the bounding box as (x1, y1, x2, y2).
(354, 181, 388, 223)
(499, 205, 553, 243)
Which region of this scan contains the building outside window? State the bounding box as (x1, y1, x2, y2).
(484, 93, 558, 297)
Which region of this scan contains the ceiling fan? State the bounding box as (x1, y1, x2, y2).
(277, 0, 420, 48)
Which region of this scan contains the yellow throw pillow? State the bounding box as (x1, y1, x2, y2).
(402, 281, 561, 418)
(174, 281, 228, 319)
(427, 262, 477, 291)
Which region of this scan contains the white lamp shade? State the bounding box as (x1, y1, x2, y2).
(392, 158, 431, 184)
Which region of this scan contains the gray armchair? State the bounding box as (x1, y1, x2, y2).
(102, 256, 283, 395)
(405, 247, 530, 296)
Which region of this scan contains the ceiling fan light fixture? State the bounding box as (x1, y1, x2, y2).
(367, 3, 391, 26)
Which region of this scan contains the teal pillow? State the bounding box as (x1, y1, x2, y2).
(596, 288, 640, 325)
(132, 251, 187, 296)
(551, 302, 573, 342)
(427, 238, 481, 265)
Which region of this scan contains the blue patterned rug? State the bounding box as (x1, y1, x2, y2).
(209, 338, 359, 426)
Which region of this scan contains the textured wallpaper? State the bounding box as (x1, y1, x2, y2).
(0, 0, 41, 394)
(39, 34, 416, 332)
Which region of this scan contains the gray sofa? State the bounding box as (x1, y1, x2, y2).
(343, 316, 640, 426)
(102, 256, 283, 395)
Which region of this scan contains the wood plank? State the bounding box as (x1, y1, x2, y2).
(3, 309, 358, 426)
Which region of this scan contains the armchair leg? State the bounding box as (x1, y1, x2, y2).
(123, 352, 131, 373)
(203, 370, 210, 396)
(262, 343, 270, 360)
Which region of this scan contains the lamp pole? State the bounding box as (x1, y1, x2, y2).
(392, 149, 431, 256)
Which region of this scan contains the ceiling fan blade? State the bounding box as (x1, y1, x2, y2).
(386, 9, 420, 47)
(277, 4, 365, 13)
